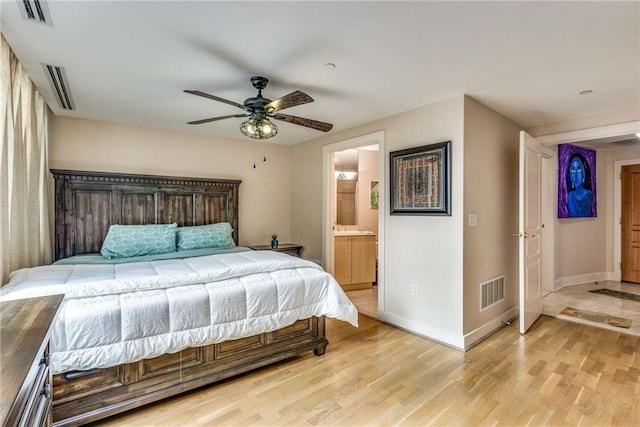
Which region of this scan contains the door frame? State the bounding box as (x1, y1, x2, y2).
(614, 157, 640, 280)
(541, 150, 555, 294)
(322, 131, 386, 315)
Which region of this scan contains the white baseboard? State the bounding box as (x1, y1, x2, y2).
(379, 272, 618, 352)
(380, 307, 520, 352)
(379, 312, 465, 351)
(554, 272, 614, 289)
(463, 306, 519, 350)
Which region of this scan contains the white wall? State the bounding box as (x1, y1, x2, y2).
(292, 96, 466, 348)
(462, 96, 521, 341)
(48, 116, 293, 247)
(357, 149, 379, 234)
(553, 149, 609, 286)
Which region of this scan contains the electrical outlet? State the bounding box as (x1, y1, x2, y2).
(468, 214, 478, 226)
(411, 284, 418, 295)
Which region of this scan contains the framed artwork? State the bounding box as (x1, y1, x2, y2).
(390, 141, 451, 215)
(558, 144, 596, 218)
(370, 181, 379, 209)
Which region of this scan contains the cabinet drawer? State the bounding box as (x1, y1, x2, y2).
(18, 345, 52, 427)
(22, 377, 51, 427)
(278, 248, 301, 257)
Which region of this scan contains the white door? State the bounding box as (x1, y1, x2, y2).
(519, 131, 543, 333)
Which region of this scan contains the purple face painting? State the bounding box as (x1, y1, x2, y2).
(558, 144, 596, 218)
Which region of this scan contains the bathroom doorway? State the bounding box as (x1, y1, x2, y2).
(322, 131, 385, 319)
(335, 146, 378, 318)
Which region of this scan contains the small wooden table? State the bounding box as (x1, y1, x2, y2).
(248, 243, 304, 257)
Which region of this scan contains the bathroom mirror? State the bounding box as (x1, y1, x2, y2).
(336, 174, 358, 225)
(335, 149, 359, 226)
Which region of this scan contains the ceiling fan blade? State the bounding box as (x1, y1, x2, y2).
(187, 114, 248, 125)
(184, 90, 250, 112)
(272, 113, 333, 132)
(265, 91, 314, 113)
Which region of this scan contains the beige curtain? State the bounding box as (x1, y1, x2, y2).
(0, 35, 51, 285)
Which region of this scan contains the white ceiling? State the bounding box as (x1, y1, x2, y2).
(1, 1, 638, 146)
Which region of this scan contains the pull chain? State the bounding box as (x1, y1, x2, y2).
(252, 141, 266, 168)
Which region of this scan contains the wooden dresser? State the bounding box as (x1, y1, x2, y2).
(1, 295, 64, 427)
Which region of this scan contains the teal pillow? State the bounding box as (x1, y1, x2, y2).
(177, 223, 235, 251)
(100, 223, 178, 259)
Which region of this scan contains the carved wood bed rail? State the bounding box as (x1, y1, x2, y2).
(49, 169, 328, 426)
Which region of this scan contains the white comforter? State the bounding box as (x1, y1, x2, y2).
(0, 251, 358, 374)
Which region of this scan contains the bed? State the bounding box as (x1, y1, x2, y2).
(0, 169, 358, 427)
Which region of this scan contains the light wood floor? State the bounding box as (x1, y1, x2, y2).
(95, 314, 640, 426)
(349, 281, 640, 337)
(346, 287, 377, 319)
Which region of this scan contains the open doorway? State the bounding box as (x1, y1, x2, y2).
(538, 122, 640, 334)
(322, 131, 385, 319)
(335, 146, 378, 318)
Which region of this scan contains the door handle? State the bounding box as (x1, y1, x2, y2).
(512, 232, 537, 238)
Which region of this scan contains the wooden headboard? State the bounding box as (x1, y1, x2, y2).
(51, 169, 241, 260)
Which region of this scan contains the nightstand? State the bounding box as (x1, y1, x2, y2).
(248, 243, 304, 257)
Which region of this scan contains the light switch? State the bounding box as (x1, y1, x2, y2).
(468, 214, 478, 226)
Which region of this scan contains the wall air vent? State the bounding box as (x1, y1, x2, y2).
(41, 64, 75, 110)
(480, 275, 505, 311)
(17, 0, 53, 26)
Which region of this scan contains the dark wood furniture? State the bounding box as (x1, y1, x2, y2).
(248, 243, 304, 257)
(1, 295, 64, 427)
(50, 170, 327, 427)
(52, 169, 240, 260)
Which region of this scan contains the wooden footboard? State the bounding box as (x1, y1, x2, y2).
(52, 317, 327, 426)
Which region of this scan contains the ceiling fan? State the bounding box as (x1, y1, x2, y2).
(184, 76, 333, 140)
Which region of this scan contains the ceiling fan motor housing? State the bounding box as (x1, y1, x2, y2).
(245, 76, 271, 117)
(243, 96, 271, 117)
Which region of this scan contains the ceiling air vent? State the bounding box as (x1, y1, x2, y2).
(17, 0, 53, 26)
(42, 64, 75, 110)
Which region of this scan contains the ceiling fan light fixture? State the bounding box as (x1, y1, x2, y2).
(240, 117, 278, 139)
(186, 76, 332, 138)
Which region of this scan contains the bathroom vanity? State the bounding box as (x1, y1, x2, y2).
(334, 231, 376, 290)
